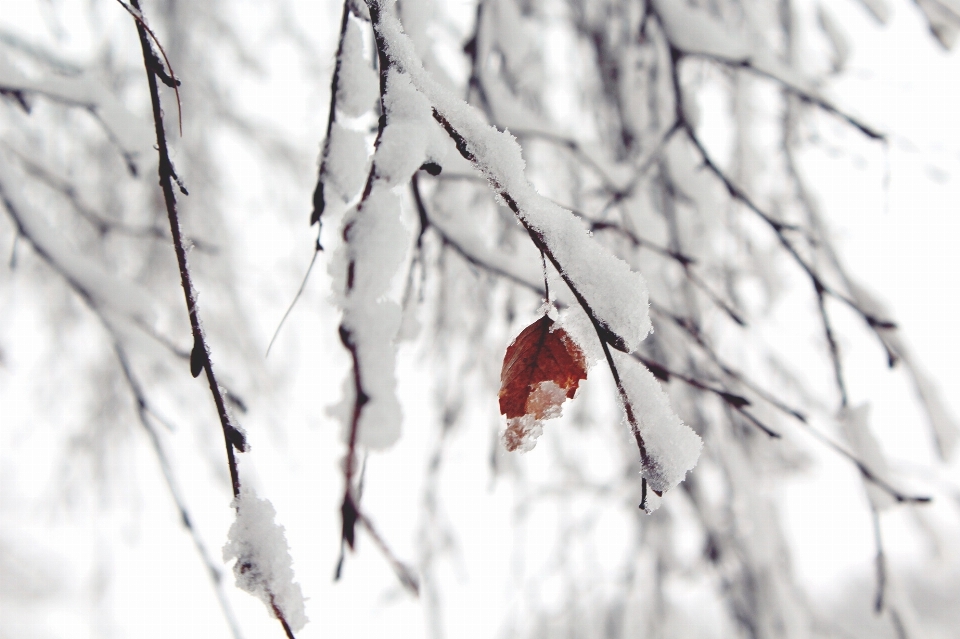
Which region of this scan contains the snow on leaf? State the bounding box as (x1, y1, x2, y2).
(499, 315, 587, 451)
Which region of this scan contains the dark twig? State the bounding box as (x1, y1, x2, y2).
(127, 3, 305, 635)
(310, 0, 353, 237)
(799, 421, 931, 504)
(632, 352, 780, 438)
(816, 284, 849, 407)
(871, 505, 887, 613)
(129, 0, 245, 499)
(356, 509, 421, 594)
(647, 304, 807, 422)
(645, 4, 883, 142)
(586, 215, 747, 326)
(680, 49, 883, 141)
(114, 0, 183, 136)
(266, 249, 319, 357)
(411, 172, 431, 249)
(409, 177, 546, 295)
(540, 250, 550, 303)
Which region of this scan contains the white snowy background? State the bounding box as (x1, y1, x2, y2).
(1, 1, 959, 638)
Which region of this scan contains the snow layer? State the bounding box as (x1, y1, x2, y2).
(324, 123, 369, 201)
(612, 350, 702, 496)
(375, 69, 446, 185)
(223, 487, 307, 632)
(370, 1, 651, 352)
(334, 184, 410, 450)
(341, 298, 404, 449)
(337, 18, 379, 118)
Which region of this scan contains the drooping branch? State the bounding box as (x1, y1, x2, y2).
(332, 1, 420, 592)
(128, 0, 246, 500)
(428, 106, 668, 506)
(125, 4, 301, 637)
(650, 28, 898, 414)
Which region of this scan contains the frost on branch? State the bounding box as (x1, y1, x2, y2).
(223, 487, 307, 633)
(499, 315, 588, 452)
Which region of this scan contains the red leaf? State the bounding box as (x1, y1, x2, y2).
(499, 316, 588, 451)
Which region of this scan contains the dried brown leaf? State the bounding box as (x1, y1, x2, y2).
(498, 316, 587, 451)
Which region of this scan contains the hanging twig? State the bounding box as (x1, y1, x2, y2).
(310, 0, 354, 239)
(128, 0, 245, 498)
(125, 4, 300, 637)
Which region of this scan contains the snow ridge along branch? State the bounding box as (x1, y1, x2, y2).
(364, 0, 701, 512)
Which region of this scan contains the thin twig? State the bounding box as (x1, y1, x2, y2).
(871, 505, 887, 613)
(126, 4, 301, 636)
(129, 0, 246, 499)
(266, 250, 319, 357)
(310, 0, 353, 237)
(109, 335, 246, 639)
(114, 0, 183, 136)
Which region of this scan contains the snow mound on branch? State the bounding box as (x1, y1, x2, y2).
(325, 123, 369, 201)
(375, 69, 446, 185)
(341, 187, 408, 297)
(341, 298, 404, 449)
(524, 197, 651, 350)
(337, 18, 379, 117)
(223, 487, 307, 632)
(612, 351, 702, 500)
(332, 185, 409, 450)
